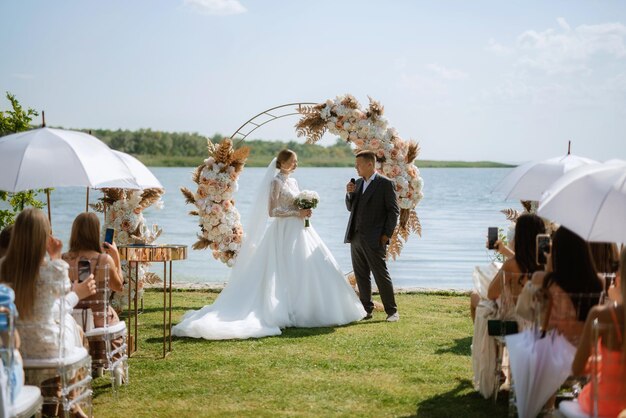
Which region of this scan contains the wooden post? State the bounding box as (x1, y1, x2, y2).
(42, 111, 46, 128)
(85, 188, 90, 212)
(568, 140, 571, 155)
(46, 189, 51, 223)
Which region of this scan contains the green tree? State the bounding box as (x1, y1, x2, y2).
(0, 92, 45, 229)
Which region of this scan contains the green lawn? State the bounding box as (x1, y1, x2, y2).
(92, 291, 509, 417)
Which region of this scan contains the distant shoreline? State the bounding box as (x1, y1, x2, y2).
(136, 155, 515, 168)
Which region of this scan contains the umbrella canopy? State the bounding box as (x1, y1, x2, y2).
(95, 150, 163, 190)
(493, 153, 597, 201)
(537, 161, 626, 243)
(506, 329, 577, 418)
(0, 127, 138, 192)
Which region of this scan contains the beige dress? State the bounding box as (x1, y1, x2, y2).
(8, 259, 84, 359)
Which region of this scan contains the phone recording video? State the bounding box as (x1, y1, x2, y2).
(104, 228, 115, 245)
(78, 260, 91, 283)
(487, 227, 498, 250)
(536, 234, 551, 265)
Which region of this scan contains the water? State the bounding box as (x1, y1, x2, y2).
(22, 167, 515, 290)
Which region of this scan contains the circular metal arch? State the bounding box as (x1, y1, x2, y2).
(230, 102, 317, 145)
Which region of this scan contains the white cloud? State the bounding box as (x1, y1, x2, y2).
(485, 38, 512, 56)
(556, 17, 570, 31)
(515, 18, 626, 74)
(183, 0, 246, 16)
(426, 63, 468, 80)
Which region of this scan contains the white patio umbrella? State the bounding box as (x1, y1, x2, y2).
(493, 144, 597, 201)
(537, 161, 626, 243)
(95, 150, 163, 190)
(0, 127, 139, 220)
(506, 329, 577, 418)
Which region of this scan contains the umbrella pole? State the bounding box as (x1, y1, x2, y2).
(46, 189, 51, 224)
(567, 140, 571, 155)
(86, 188, 89, 212)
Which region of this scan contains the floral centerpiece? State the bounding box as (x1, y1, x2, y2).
(294, 190, 319, 227)
(181, 139, 249, 266)
(295, 94, 424, 259)
(92, 188, 164, 311)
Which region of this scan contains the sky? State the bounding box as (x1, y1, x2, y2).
(1, 0, 625, 163)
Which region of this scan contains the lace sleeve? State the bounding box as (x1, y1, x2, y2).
(40, 259, 71, 298)
(269, 178, 300, 217)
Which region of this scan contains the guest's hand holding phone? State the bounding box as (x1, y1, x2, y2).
(536, 234, 551, 266)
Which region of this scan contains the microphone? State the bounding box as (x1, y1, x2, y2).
(350, 178, 356, 184)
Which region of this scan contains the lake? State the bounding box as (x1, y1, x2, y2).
(25, 166, 515, 290)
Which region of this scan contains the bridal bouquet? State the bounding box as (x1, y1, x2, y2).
(294, 190, 319, 227)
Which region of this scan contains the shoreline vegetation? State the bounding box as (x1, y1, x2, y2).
(80, 128, 514, 168)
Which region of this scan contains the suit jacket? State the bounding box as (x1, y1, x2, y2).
(344, 174, 400, 248)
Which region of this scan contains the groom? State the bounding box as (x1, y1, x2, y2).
(345, 151, 400, 322)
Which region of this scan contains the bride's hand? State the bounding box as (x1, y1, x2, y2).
(299, 209, 312, 218)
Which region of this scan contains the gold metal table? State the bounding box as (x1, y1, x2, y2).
(118, 244, 187, 358)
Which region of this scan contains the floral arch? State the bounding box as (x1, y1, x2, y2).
(181, 94, 424, 266)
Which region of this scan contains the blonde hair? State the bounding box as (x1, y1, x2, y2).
(275, 149, 296, 169)
(69, 212, 102, 254)
(0, 208, 50, 319)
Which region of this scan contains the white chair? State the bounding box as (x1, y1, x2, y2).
(0, 295, 43, 418)
(22, 350, 92, 418)
(71, 263, 128, 389)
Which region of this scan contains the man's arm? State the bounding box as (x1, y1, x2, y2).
(382, 179, 399, 238)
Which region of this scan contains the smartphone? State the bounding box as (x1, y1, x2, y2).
(487, 227, 498, 250)
(536, 234, 551, 265)
(78, 259, 91, 283)
(104, 228, 115, 245)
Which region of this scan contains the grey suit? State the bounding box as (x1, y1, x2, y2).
(344, 174, 400, 315)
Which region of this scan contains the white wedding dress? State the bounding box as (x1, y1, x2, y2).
(172, 165, 366, 340)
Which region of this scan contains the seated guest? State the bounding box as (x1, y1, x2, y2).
(0, 208, 92, 417)
(0, 208, 92, 357)
(0, 225, 13, 259)
(62, 213, 124, 366)
(572, 246, 626, 417)
(487, 214, 546, 320)
(529, 227, 604, 346)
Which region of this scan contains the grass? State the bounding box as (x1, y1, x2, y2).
(92, 291, 509, 417)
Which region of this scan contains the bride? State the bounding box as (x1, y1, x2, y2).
(172, 149, 366, 340)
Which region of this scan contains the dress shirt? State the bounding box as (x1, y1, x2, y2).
(362, 172, 377, 194)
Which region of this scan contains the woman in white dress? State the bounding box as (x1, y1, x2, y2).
(172, 150, 366, 340)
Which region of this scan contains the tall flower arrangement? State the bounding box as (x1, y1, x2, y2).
(92, 188, 164, 311)
(181, 139, 249, 266)
(295, 94, 424, 259)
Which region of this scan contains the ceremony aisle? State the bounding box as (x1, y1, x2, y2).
(92, 290, 508, 418)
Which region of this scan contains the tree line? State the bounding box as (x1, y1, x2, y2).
(82, 128, 357, 167)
